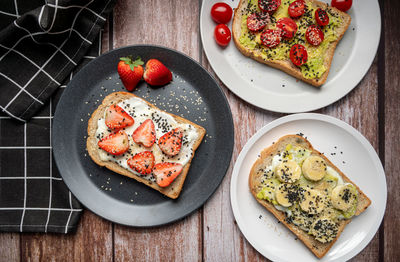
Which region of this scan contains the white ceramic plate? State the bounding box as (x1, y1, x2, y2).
(200, 0, 381, 113)
(230, 113, 386, 261)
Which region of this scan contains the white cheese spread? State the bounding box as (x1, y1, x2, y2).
(95, 97, 199, 181)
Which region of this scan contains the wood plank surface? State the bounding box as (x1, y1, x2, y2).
(0, 233, 20, 262)
(21, 211, 113, 262)
(1, 0, 399, 261)
(112, 0, 202, 261)
(384, 0, 400, 261)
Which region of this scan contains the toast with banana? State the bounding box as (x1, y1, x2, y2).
(87, 92, 206, 199)
(232, 0, 351, 86)
(249, 134, 371, 258)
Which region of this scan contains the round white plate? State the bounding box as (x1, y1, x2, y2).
(230, 113, 386, 261)
(200, 0, 381, 113)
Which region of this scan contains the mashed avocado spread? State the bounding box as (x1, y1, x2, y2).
(239, 0, 342, 79)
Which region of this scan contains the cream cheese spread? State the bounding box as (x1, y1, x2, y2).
(95, 97, 199, 181)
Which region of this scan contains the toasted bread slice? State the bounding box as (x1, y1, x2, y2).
(232, 0, 351, 87)
(87, 92, 206, 199)
(249, 135, 371, 258)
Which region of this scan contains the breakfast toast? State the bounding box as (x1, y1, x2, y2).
(232, 0, 351, 87)
(87, 92, 206, 199)
(249, 135, 371, 258)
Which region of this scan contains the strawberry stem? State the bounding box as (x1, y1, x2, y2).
(120, 56, 144, 71)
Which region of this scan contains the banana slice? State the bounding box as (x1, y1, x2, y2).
(331, 183, 358, 211)
(299, 188, 326, 214)
(309, 218, 338, 243)
(275, 160, 301, 183)
(288, 205, 314, 232)
(275, 184, 298, 207)
(302, 156, 327, 181)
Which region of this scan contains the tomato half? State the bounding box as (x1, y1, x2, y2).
(214, 24, 231, 47)
(211, 2, 233, 24)
(331, 0, 352, 12)
(315, 8, 329, 26)
(260, 29, 282, 48)
(276, 17, 298, 39)
(305, 25, 324, 46)
(288, 0, 305, 18)
(247, 12, 270, 32)
(258, 0, 281, 14)
(290, 44, 308, 66)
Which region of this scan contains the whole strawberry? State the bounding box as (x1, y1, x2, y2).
(117, 56, 144, 91)
(143, 59, 172, 86)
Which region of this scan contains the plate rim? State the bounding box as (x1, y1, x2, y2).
(200, 0, 382, 113)
(53, 44, 234, 227)
(230, 113, 387, 261)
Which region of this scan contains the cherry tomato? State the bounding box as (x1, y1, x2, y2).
(214, 24, 231, 47)
(331, 0, 352, 12)
(306, 25, 324, 46)
(288, 0, 305, 18)
(315, 8, 329, 26)
(211, 2, 233, 24)
(290, 44, 308, 66)
(258, 0, 281, 14)
(260, 29, 282, 48)
(247, 12, 270, 32)
(276, 17, 298, 39)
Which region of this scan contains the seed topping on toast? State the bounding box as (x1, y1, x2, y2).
(254, 139, 362, 245)
(235, 0, 348, 81)
(94, 96, 201, 188)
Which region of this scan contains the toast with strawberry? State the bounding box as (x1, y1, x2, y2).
(87, 92, 206, 199)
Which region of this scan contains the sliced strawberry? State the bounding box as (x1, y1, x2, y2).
(143, 59, 172, 86)
(127, 151, 155, 175)
(153, 162, 183, 187)
(158, 128, 183, 156)
(105, 104, 134, 130)
(132, 119, 156, 147)
(98, 130, 129, 155)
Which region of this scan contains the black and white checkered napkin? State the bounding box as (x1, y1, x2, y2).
(0, 0, 115, 233)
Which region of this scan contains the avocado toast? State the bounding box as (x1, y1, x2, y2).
(232, 0, 351, 87)
(249, 135, 371, 258)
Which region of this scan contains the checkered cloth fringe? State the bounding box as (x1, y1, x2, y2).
(0, 0, 115, 233)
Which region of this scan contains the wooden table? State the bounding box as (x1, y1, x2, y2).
(1, 0, 398, 261)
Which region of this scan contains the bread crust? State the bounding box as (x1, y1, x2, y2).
(87, 92, 206, 199)
(249, 135, 371, 258)
(232, 0, 351, 87)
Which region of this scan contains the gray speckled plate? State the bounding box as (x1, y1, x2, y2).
(53, 45, 234, 227)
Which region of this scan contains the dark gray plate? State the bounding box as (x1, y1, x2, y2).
(53, 45, 234, 227)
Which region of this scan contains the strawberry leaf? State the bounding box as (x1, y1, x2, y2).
(132, 57, 144, 67)
(120, 56, 143, 71)
(120, 55, 133, 65)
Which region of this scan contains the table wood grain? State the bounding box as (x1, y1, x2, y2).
(0, 0, 398, 261)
